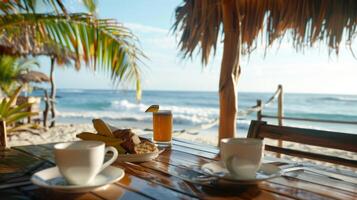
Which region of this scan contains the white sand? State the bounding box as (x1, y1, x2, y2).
(8, 124, 95, 146)
(8, 123, 219, 147)
(8, 123, 356, 170)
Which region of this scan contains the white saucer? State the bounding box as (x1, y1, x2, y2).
(201, 161, 282, 184)
(116, 149, 164, 163)
(31, 166, 124, 193)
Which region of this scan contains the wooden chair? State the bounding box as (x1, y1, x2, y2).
(247, 120, 357, 168)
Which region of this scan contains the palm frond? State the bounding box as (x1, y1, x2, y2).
(0, 0, 68, 14)
(0, 86, 35, 126)
(0, 13, 144, 99)
(82, 0, 97, 15)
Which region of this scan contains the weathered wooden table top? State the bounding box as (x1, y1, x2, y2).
(0, 137, 356, 200)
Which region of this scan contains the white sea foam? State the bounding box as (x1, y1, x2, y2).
(59, 89, 85, 93)
(111, 100, 148, 110)
(56, 110, 217, 125)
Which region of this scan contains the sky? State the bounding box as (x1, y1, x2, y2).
(38, 0, 357, 95)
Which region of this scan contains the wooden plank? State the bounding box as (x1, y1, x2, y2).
(172, 137, 219, 153)
(284, 171, 357, 193)
(171, 145, 218, 159)
(265, 145, 357, 168)
(115, 162, 200, 198)
(138, 156, 301, 199)
(0, 148, 43, 174)
(13, 145, 55, 164)
(138, 161, 293, 200)
(32, 188, 104, 200)
(267, 176, 356, 200)
(172, 139, 219, 154)
(259, 124, 357, 152)
(261, 115, 357, 125)
(155, 148, 214, 167)
(115, 172, 197, 200)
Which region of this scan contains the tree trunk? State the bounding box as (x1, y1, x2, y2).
(43, 89, 49, 129)
(0, 120, 7, 149)
(49, 57, 56, 128)
(219, 0, 241, 143)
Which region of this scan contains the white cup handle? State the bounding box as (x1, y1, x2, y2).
(101, 146, 118, 171)
(225, 155, 237, 175)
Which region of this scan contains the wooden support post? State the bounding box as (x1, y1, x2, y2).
(278, 84, 283, 126)
(277, 84, 284, 157)
(43, 89, 49, 128)
(218, 0, 241, 144)
(49, 57, 56, 128)
(0, 120, 8, 149)
(257, 100, 262, 121)
(27, 98, 32, 124)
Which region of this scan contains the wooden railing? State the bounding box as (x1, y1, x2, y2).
(250, 85, 357, 157)
(256, 84, 357, 126)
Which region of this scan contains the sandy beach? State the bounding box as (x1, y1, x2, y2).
(8, 123, 219, 147)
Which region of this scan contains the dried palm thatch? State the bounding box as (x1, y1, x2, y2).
(173, 0, 357, 141)
(17, 71, 50, 83)
(0, 29, 76, 65)
(173, 0, 357, 64)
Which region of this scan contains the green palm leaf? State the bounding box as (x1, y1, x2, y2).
(0, 13, 144, 99)
(6, 112, 38, 124)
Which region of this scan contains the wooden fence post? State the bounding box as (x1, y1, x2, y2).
(277, 85, 284, 157)
(0, 120, 8, 149)
(257, 100, 262, 121)
(278, 84, 284, 126)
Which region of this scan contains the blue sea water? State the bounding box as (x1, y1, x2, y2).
(32, 89, 357, 136)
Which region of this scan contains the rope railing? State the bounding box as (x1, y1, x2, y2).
(237, 87, 281, 117)
(177, 86, 282, 135)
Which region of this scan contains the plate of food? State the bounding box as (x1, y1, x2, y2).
(77, 119, 162, 163)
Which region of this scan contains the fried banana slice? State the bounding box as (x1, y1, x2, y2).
(92, 118, 114, 137)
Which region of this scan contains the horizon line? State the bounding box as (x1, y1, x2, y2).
(55, 88, 357, 96)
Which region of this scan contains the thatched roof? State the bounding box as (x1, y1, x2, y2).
(17, 71, 50, 83)
(0, 24, 77, 66)
(173, 0, 357, 64)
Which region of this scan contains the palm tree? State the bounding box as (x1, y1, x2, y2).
(0, 55, 39, 96)
(0, 0, 143, 98)
(0, 0, 145, 127)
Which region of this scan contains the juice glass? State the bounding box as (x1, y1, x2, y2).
(153, 110, 172, 146)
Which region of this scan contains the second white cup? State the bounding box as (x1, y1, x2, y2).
(54, 141, 118, 185)
(220, 138, 263, 179)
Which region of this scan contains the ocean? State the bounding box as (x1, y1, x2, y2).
(32, 89, 357, 136)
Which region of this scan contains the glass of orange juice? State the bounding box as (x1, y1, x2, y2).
(153, 110, 172, 146)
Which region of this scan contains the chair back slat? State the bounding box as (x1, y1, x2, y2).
(265, 145, 357, 168)
(260, 125, 357, 152)
(248, 120, 357, 167)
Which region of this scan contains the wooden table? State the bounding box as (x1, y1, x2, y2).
(1, 137, 356, 200)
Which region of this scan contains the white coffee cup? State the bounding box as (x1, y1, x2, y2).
(54, 141, 118, 185)
(220, 138, 263, 179)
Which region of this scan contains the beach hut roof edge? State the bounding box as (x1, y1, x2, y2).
(173, 0, 357, 64)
